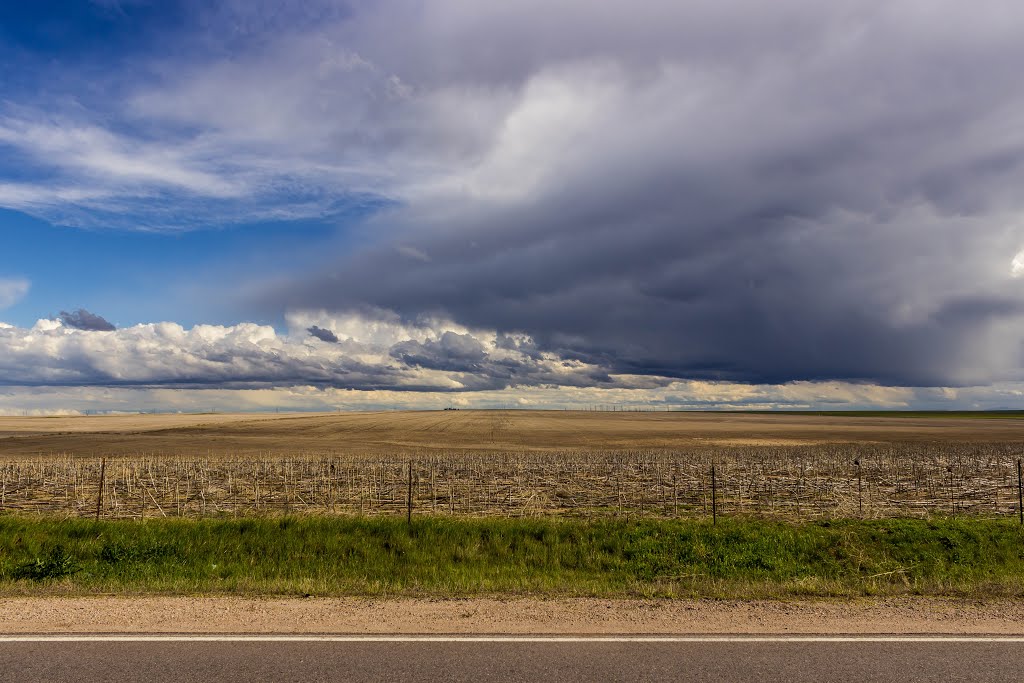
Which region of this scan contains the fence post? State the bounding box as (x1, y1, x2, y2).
(1017, 459, 1022, 526)
(855, 459, 862, 516)
(95, 457, 106, 521)
(947, 465, 955, 516)
(672, 470, 678, 518)
(711, 464, 717, 525)
(407, 460, 413, 527)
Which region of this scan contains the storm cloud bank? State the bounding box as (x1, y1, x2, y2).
(263, 1, 1024, 388)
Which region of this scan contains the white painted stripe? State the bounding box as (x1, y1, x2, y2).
(0, 635, 1022, 643)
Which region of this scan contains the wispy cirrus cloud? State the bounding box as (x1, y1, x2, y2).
(0, 278, 29, 310)
(0, 119, 239, 196)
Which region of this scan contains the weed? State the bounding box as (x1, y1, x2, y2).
(13, 545, 79, 581)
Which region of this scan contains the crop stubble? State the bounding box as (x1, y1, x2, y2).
(0, 410, 1022, 520)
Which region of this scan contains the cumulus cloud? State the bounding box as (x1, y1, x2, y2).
(0, 278, 29, 310)
(391, 332, 486, 372)
(0, 311, 628, 391)
(59, 309, 116, 331)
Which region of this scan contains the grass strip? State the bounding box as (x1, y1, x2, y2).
(0, 516, 1022, 598)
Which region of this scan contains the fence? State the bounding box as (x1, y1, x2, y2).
(1, 443, 1022, 521)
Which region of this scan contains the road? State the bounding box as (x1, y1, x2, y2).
(0, 635, 1021, 682)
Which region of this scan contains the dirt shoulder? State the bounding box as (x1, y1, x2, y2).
(2, 597, 1023, 634)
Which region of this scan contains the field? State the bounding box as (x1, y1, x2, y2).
(3, 409, 1023, 457)
(1, 410, 1022, 520)
(3, 410, 1024, 599)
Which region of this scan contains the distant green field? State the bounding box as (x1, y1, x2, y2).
(1, 516, 1022, 598)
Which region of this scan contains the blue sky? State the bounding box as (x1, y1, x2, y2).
(2, 1, 1024, 413)
(0, 1, 183, 59)
(0, 1, 389, 329)
(0, 208, 353, 329)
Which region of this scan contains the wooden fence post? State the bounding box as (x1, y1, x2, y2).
(407, 460, 413, 527)
(95, 457, 106, 521)
(1017, 459, 1022, 526)
(855, 459, 862, 516)
(711, 464, 717, 525)
(672, 470, 678, 518)
(947, 465, 955, 516)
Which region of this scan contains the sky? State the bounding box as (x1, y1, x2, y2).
(2, 0, 1024, 413)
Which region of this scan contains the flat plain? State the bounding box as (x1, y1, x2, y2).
(2, 409, 1022, 457)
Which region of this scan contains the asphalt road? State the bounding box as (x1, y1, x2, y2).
(0, 636, 1021, 682)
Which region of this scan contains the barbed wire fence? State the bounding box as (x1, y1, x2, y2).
(0, 443, 1022, 521)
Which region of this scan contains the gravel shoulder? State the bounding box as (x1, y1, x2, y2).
(2, 597, 1023, 634)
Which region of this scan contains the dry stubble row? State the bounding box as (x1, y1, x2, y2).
(0, 442, 1022, 520)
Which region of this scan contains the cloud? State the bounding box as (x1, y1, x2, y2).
(307, 325, 339, 343)
(1012, 249, 1024, 278)
(396, 245, 431, 262)
(59, 309, 116, 331)
(390, 331, 488, 373)
(252, 1, 1024, 389)
(0, 309, 1018, 412)
(0, 119, 240, 197)
(0, 278, 29, 310)
(3, 378, 1024, 415)
(3, 1, 1024, 390)
(0, 311, 631, 391)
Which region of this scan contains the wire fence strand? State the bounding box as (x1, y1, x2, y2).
(1, 443, 1022, 520)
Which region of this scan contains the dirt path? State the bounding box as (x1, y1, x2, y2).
(2, 597, 1023, 634)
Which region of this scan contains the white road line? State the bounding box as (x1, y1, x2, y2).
(0, 635, 1022, 643)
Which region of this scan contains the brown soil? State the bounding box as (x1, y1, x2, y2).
(1, 410, 1021, 457)
(2, 597, 1023, 634)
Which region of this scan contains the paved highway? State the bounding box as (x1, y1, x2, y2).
(0, 635, 1021, 682)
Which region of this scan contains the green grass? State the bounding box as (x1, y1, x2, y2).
(1, 516, 1022, 598)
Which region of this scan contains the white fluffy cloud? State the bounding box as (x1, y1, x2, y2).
(0, 310, 620, 391)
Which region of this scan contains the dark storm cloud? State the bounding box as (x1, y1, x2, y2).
(307, 325, 340, 343)
(390, 331, 486, 373)
(265, 1, 1024, 388)
(59, 309, 116, 331)
(384, 330, 613, 390)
